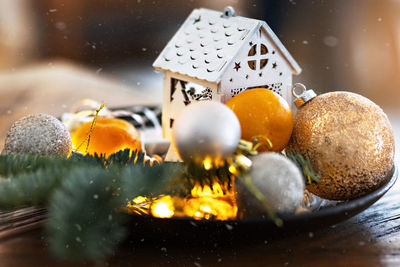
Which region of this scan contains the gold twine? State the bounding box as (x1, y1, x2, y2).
(74, 103, 106, 153)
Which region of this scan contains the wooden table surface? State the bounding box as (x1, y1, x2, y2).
(1, 62, 400, 267)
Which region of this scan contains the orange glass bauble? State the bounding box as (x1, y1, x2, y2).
(71, 117, 141, 157)
(226, 89, 293, 152)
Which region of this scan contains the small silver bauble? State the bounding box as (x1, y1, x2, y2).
(3, 114, 72, 157)
(172, 101, 241, 163)
(237, 152, 305, 217)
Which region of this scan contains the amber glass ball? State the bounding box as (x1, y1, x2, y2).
(71, 117, 141, 157)
(226, 89, 293, 152)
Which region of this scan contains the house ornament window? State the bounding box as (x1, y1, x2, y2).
(247, 43, 268, 71)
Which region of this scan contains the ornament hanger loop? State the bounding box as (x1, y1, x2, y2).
(292, 83, 317, 108)
(292, 83, 307, 98)
(222, 6, 236, 18)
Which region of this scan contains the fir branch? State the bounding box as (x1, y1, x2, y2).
(0, 150, 211, 261)
(0, 155, 79, 210)
(186, 161, 233, 189)
(106, 149, 147, 167)
(68, 149, 149, 168)
(286, 149, 320, 185)
(120, 162, 185, 198)
(0, 167, 67, 210)
(0, 150, 150, 211)
(0, 154, 68, 177)
(68, 152, 107, 167)
(47, 161, 185, 262)
(47, 166, 127, 262)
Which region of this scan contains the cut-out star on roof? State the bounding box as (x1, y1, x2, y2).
(234, 62, 241, 71)
(272, 62, 278, 69)
(193, 16, 201, 24)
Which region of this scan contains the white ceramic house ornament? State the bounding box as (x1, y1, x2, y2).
(153, 7, 302, 161)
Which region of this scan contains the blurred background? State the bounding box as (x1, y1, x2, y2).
(0, 0, 399, 152)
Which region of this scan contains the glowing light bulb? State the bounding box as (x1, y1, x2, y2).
(203, 158, 212, 170)
(151, 196, 174, 218)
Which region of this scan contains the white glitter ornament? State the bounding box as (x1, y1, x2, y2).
(3, 114, 72, 157)
(237, 152, 305, 216)
(172, 101, 241, 163)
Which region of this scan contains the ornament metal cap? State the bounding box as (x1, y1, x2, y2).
(292, 83, 317, 108)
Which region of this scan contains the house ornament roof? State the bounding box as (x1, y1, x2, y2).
(153, 7, 301, 83)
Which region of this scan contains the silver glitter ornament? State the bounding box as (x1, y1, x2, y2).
(237, 152, 304, 217)
(3, 114, 72, 157)
(172, 101, 241, 163)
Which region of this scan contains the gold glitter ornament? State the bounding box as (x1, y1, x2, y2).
(288, 84, 395, 200)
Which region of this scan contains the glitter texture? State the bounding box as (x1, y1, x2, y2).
(4, 114, 72, 157)
(288, 92, 395, 200)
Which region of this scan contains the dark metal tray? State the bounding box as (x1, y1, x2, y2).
(126, 165, 398, 244)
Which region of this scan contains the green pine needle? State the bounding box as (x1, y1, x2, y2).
(47, 161, 184, 262)
(120, 162, 185, 198)
(47, 166, 127, 262)
(186, 161, 233, 189)
(68, 149, 149, 168)
(0, 154, 68, 177)
(0, 167, 65, 209)
(286, 149, 320, 185)
(0, 149, 186, 262)
(0, 150, 149, 210)
(0, 148, 296, 262)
